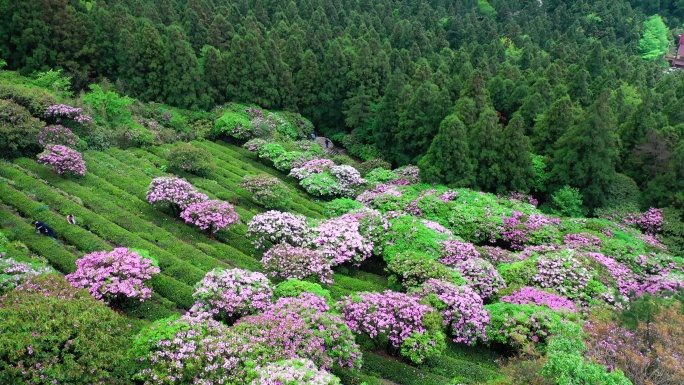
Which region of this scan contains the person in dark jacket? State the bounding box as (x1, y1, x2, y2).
(34, 221, 56, 240)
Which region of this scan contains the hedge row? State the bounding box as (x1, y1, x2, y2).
(362, 351, 452, 385)
(424, 354, 502, 384)
(79, 153, 260, 268)
(1, 164, 197, 308)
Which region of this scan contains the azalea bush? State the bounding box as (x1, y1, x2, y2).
(386, 251, 461, 290)
(241, 174, 292, 209)
(247, 210, 314, 250)
(500, 286, 577, 312)
(262, 244, 334, 285)
(324, 198, 364, 217)
(0, 257, 54, 295)
(191, 268, 273, 324)
(272, 150, 315, 172)
(251, 359, 341, 385)
(329, 165, 366, 190)
(313, 214, 373, 265)
(0, 275, 135, 384)
(289, 158, 335, 180)
(37, 144, 86, 176)
(439, 239, 481, 266)
(214, 109, 253, 139)
(65, 247, 160, 305)
(364, 168, 399, 184)
(146, 177, 208, 216)
(393, 165, 421, 184)
(38, 124, 79, 147)
(456, 257, 506, 299)
(168, 142, 214, 176)
(301, 172, 350, 197)
(180, 199, 239, 233)
(44, 103, 93, 125)
(485, 302, 563, 352)
(273, 279, 332, 301)
(417, 279, 490, 345)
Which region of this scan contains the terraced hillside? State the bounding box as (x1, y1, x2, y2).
(0, 140, 502, 384)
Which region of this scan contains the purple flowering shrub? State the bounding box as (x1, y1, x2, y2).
(564, 232, 602, 251)
(180, 199, 239, 233)
(500, 287, 577, 312)
(393, 165, 421, 184)
(329, 165, 366, 189)
(146, 177, 208, 217)
(262, 244, 334, 285)
(191, 268, 273, 324)
(439, 239, 481, 266)
(301, 172, 351, 197)
(243, 138, 269, 152)
(633, 208, 664, 235)
(0, 257, 54, 294)
(356, 183, 403, 207)
(37, 144, 86, 176)
(313, 214, 374, 265)
(272, 151, 315, 171)
(501, 211, 562, 250)
(479, 246, 520, 265)
(251, 359, 341, 385)
(66, 247, 160, 305)
(44, 103, 93, 125)
(240, 174, 292, 209)
(289, 158, 335, 180)
(247, 210, 314, 250)
(485, 302, 563, 351)
(421, 219, 454, 236)
(386, 251, 462, 289)
(417, 279, 490, 345)
(0, 275, 135, 384)
(38, 125, 79, 147)
(456, 258, 506, 299)
(532, 250, 592, 301)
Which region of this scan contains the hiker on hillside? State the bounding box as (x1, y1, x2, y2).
(311, 132, 316, 140)
(34, 221, 56, 240)
(325, 138, 330, 148)
(67, 214, 77, 225)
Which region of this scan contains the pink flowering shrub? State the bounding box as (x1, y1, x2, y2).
(301, 172, 351, 197)
(439, 239, 480, 266)
(262, 244, 334, 285)
(272, 151, 315, 171)
(247, 210, 314, 250)
(532, 250, 592, 301)
(313, 214, 374, 265)
(585, 252, 639, 297)
(634, 208, 664, 235)
(191, 268, 273, 324)
(479, 246, 519, 264)
(65, 247, 160, 305)
(386, 251, 461, 289)
(44, 103, 92, 124)
(439, 189, 459, 202)
(393, 165, 421, 184)
(456, 258, 506, 299)
(240, 174, 292, 209)
(180, 199, 239, 233)
(356, 183, 404, 207)
(289, 158, 335, 180)
(252, 359, 341, 385)
(38, 125, 79, 147)
(564, 233, 602, 251)
(0, 257, 54, 294)
(421, 219, 454, 236)
(329, 165, 366, 189)
(37, 144, 86, 176)
(146, 177, 208, 217)
(417, 279, 490, 345)
(243, 138, 269, 152)
(500, 287, 577, 312)
(501, 211, 561, 250)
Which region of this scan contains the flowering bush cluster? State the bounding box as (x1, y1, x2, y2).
(564, 233, 602, 251)
(45, 103, 92, 124)
(329, 165, 366, 189)
(180, 199, 239, 233)
(191, 268, 273, 324)
(271, 151, 315, 171)
(501, 211, 561, 250)
(421, 219, 453, 235)
(439, 239, 480, 266)
(356, 183, 403, 206)
(262, 244, 334, 285)
(66, 247, 160, 305)
(417, 279, 490, 345)
(247, 210, 314, 250)
(585, 252, 639, 297)
(364, 168, 399, 184)
(393, 165, 421, 184)
(532, 251, 592, 301)
(301, 172, 350, 197)
(0, 257, 54, 294)
(38, 125, 79, 147)
(251, 359, 341, 385)
(386, 251, 459, 289)
(313, 214, 374, 265)
(633, 208, 664, 235)
(500, 286, 577, 312)
(241, 174, 292, 209)
(37, 144, 86, 176)
(485, 303, 563, 350)
(479, 246, 519, 264)
(243, 138, 269, 152)
(456, 258, 506, 299)
(146, 177, 208, 216)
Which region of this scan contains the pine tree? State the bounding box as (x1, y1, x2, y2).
(418, 114, 473, 186)
(500, 114, 534, 193)
(469, 108, 505, 192)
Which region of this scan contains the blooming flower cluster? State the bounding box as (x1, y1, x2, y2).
(301, 172, 351, 197)
(438, 190, 459, 203)
(45, 104, 92, 124)
(289, 159, 335, 180)
(37, 144, 86, 176)
(393, 165, 421, 185)
(146, 177, 208, 216)
(356, 183, 403, 206)
(532, 251, 591, 300)
(241, 174, 292, 209)
(243, 138, 269, 152)
(337, 290, 432, 349)
(500, 211, 561, 250)
(38, 125, 79, 148)
(417, 279, 490, 345)
(585, 252, 639, 297)
(479, 246, 519, 264)
(191, 268, 273, 324)
(0, 258, 54, 294)
(633, 208, 664, 235)
(564, 233, 602, 251)
(421, 219, 453, 235)
(508, 191, 538, 206)
(439, 239, 480, 266)
(262, 244, 334, 285)
(251, 359, 341, 385)
(500, 286, 577, 312)
(329, 165, 366, 190)
(65, 247, 160, 304)
(456, 258, 506, 299)
(180, 199, 239, 233)
(247, 210, 314, 250)
(313, 214, 374, 265)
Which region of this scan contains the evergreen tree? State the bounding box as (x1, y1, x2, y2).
(469, 108, 505, 192)
(532, 95, 579, 157)
(162, 26, 206, 109)
(418, 113, 473, 186)
(500, 114, 535, 193)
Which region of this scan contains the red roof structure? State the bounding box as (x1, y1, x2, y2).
(666, 35, 684, 69)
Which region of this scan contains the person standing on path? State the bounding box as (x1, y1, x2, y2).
(325, 138, 330, 148)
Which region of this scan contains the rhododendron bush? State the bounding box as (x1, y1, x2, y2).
(500, 286, 577, 312)
(241, 173, 292, 209)
(37, 144, 86, 176)
(455, 257, 506, 299)
(252, 359, 341, 385)
(0, 257, 54, 294)
(313, 214, 374, 265)
(485, 303, 563, 351)
(191, 268, 273, 324)
(180, 199, 239, 233)
(262, 244, 334, 284)
(146, 177, 208, 216)
(247, 210, 313, 250)
(38, 124, 79, 147)
(386, 251, 461, 289)
(66, 247, 160, 305)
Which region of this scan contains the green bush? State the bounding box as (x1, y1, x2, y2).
(273, 279, 332, 300)
(82, 84, 133, 128)
(364, 168, 399, 184)
(168, 142, 214, 176)
(386, 251, 463, 290)
(324, 198, 364, 217)
(497, 259, 538, 288)
(214, 110, 253, 139)
(485, 303, 564, 352)
(358, 159, 392, 176)
(551, 186, 586, 218)
(0, 79, 58, 117)
(361, 352, 451, 385)
(0, 275, 136, 384)
(0, 99, 43, 159)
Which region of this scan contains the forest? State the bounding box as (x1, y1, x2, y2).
(0, 0, 684, 384)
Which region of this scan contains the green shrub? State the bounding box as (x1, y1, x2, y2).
(361, 352, 451, 385)
(324, 198, 364, 217)
(485, 303, 563, 352)
(273, 279, 332, 300)
(498, 259, 538, 288)
(168, 142, 214, 176)
(386, 251, 463, 290)
(364, 168, 399, 184)
(82, 84, 133, 128)
(0, 80, 58, 116)
(0, 99, 43, 158)
(551, 186, 585, 218)
(358, 158, 392, 176)
(0, 275, 136, 384)
(214, 110, 253, 139)
(604, 173, 641, 210)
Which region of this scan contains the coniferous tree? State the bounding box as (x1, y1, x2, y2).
(500, 113, 535, 193)
(470, 108, 505, 192)
(418, 113, 473, 186)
